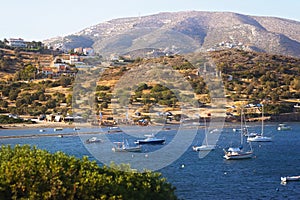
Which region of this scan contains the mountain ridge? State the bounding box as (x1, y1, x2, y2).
(44, 11, 300, 58)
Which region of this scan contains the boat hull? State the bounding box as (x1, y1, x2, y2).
(223, 152, 253, 160)
(192, 145, 215, 151)
(135, 139, 165, 145)
(247, 136, 272, 142)
(112, 146, 142, 152)
(281, 176, 300, 182)
(277, 126, 291, 131)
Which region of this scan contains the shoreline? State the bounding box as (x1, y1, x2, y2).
(1, 120, 299, 131)
(0, 121, 85, 130)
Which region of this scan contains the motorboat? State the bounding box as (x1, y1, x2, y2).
(193, 145, 215, 151)
(223, 147, 253, 160)
(54, 127, 63, 131)
(112, 141, 142, 152)
(39, 129, 46, 132)
(277, 123, 291, 131)
(134, 134, 165, 145)
(281, 175, 300, 182)
(85, 137, 102, 144)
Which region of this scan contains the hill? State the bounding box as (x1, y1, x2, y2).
(0, 48, 299, 122)
(44, 11, 300, 58)
(91, 49, 299, 123)
(0, 48, 54, 80)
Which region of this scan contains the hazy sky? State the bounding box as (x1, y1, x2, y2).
(1, 0, 300, 41)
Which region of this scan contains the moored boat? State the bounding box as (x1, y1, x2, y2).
(223, 147, 253, 160)
(277, 123, 291, 131)
(247, 104, 272, 142)
(281, 175, 300, 182)
(112, 141, 142, 152)
(85, 137, 102, 144)
(54, 127, 63, 131)
(193, 145, 215, 151)
(134, 134, 165, 145)
(192, 117, 215, 151)
(224, 107, 253, 160)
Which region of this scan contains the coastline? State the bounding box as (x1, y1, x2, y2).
(0, 121, 86, 130)
(1, 112, 299, 130)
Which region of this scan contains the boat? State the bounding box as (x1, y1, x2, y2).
(73, 127, 80, 131)
(192, 118, 215, 151)
(54, 127, 63, 131)
(223, 147, 253, 160)
(85, 137, 102, 144)
(39, 129, 46, 132)
(193, 145, 215, 151)
(112, 140, 142, 152)
(233, 128, 242, 132)
(224, 108, 253, 160)
(134, 134, 165, 145)
(281, 175, 300, 182)
(277, 123, 291, 131)
(247, 104, 272, 142)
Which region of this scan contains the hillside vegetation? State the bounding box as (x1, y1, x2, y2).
(0, 49, 299, 121)
(94, 49, 300, 120)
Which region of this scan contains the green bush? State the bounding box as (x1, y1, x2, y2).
(0, 115, 24, 124)
(0, 145, 178, 200)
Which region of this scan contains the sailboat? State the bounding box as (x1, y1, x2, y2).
(192, 117, 215, 151)
(224, 108, 253, 160)
(247, 104, 272, 142)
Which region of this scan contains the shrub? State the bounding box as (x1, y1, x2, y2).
(0, 145, 178, 200)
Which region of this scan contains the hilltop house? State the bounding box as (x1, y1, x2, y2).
(8, 38, 27, 48)
(41, 67, 54, 76)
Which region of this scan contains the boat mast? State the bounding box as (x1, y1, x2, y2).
(204, 117, 208, 146)
(261, 104, 264, 136)
(240, 107, 243, 145)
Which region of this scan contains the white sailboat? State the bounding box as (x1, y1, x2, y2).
(224, 108, 253, 160)
(192, 118, 215, 151)
(247, 104, 272, 142)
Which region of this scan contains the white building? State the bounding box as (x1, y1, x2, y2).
(83, 48, 94, 56)
(8, 38, 27, 48)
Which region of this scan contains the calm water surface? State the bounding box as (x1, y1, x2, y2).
(0, 123, 299, 199)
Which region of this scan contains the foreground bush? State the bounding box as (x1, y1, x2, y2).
(0, 145, 177, 200)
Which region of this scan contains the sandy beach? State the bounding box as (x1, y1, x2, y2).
(0, 121, 91, 130)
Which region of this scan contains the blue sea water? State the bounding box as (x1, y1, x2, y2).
(0, 123, 300, 199)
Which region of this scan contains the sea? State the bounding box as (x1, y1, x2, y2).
(0, 122, 299, 200)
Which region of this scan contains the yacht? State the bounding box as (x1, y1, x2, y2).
(134, 134, 165, 145)
(277, 123, 291, 131)
(112, 140, 142, 152)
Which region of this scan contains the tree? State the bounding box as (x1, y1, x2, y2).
(46, 99, 56, 109)
(8, 89, 20, 101)
(59, 76, 72, 87)
(291, 78, 300, 90)
(0, 145, 178, 199)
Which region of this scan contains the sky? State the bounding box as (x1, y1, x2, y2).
(1, 0, 300, 41)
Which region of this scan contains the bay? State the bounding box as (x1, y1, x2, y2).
(0, 123, 299, 199)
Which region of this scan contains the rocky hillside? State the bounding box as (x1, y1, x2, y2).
(44, 11, 300, 58)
